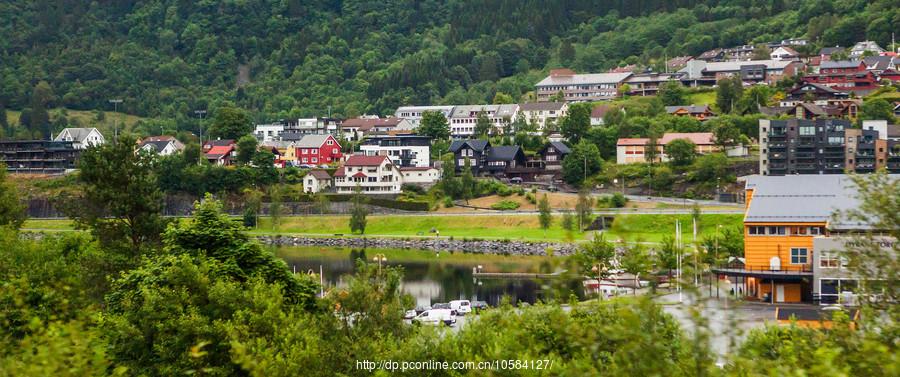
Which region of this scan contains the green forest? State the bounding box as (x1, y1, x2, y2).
(1, 0, 898, 138)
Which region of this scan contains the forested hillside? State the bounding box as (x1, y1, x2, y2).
(0, 0, 897, 128)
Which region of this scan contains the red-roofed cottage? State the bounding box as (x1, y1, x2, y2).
(203, 139, 236, 166)
(333, 155, 403, 194)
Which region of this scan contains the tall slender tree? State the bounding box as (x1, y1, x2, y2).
(349, 186, 368, 234)
(538, 193, 552, 232)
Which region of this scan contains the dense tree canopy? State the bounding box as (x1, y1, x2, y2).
(0, 0, 895, 135)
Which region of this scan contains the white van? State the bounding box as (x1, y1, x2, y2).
(449, 300, 471, 315)
(413, 309, 456, 326)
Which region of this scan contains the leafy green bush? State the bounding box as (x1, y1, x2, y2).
(443, 197, 454, 208)
(610, 193, 628, 208)
(490, 200, 521, 210)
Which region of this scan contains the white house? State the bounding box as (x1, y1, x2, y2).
(53, 128, 104, 149)
(517, 102, 568, 131)
(254, 123, 285, 142)
(303, 170, 333, 193)
(399, 166, 440, 185)
(137, 136, 184, 156)
(333, 155, 403, 194)
(770, 46, 800, 61)
(340, 117, 415, 141)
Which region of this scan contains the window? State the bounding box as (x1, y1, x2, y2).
(327, 140, 334, 145)
(819, 253, 841, 268)
(312, 149, 318, 154)
(767, 226, 786, 235)
(748, 226, 765, 235)
(809, 226, 823, 235)
(311, 157, 318, 163)
(790, 248, 808, 264)
(799, 126, 815, 135)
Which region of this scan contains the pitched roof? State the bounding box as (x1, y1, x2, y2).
(55, 128, 101, 143)
(700, 59, 795, 72)
(591, 104, 611, 119)
(665, 105, 713, 115)
(545, 141, 571, 154)
(616, 138, 649, 146)
(205, 145, 233, 159)
(795, 102, 828, 116)
(142, 135, 175, 142)
(204, 139, 234, 147)
(486, 146, 523, 162)
(260, 140, 295, 149)
(863, 56, 897, 71)
(295, 134, 334, 148)
(789, 83, 844, 94)
(535, 72, 632, 87)
(819, 46, 844, 55)
(518, 102, 566, 111)
(341, 117, 405, 129)
(449, 140, 490, 153)
(697, 49, 724, 60)
(659, 132, 715, 145)
(344, 154, 388, 166)
(758, 106, 792, 117)
(399, 166, 436, 172)
(450, 104, 518, 118)
(351, 171, 368, 178)
(743, 174, 900, 229)
(140, 140, 172, 152)
(308, 170, 332, 180)
(820, 60, 863, 69)
(666, 56, 693, 67)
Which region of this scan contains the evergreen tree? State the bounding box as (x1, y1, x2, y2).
(560, 103, 591, 143)
(210, 107, 252, 140)
(716, 76, 744, 114)
(236, 134, 258, 165)
(349, 186, 368, 234)
(29, 81, 53, 139)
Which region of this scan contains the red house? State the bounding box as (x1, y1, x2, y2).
(295, 134, 342, 166)
(819, 60, 865, 74)
(203, 139, 236, 166)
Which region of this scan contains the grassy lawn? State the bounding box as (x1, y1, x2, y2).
(604, 214, 743, 243)
(253, 214, 586, 242)
(686, 90, 717, 107)
(7, 108, 147, 137)
(22, 213, 745, 244)
(22, 219, 77, 231)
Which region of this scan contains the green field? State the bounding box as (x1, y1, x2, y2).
(686, 90, 717, 107)
(603, 214, 743, 243)
(23, 213, 744, 244)
(7, 108, 148, 138)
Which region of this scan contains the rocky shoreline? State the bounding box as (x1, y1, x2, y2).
(256, 235, 576, 256)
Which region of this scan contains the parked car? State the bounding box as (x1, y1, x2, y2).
(509, 177, 523, 184)
(449, 300, 472, 315)
(413, 309, 456, 326)
(414, 305, 432, 315)
(471, 301, 489, 311)
(403, 310, 417, 319)
(432, 303, 457, 316)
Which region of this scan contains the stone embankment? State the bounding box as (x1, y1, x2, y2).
(257, 235, 575, 256)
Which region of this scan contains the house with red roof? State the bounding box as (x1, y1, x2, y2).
(295, 134, 342, 167)
(203, 139, 236, 166)
(333, 155, 403, 194)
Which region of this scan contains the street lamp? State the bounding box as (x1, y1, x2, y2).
(194, 110, 207, 165)
(373, 253, 387, 274)
(108, 99, 122, 142)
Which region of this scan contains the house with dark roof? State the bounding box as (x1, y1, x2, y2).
(0, 140, 80, 174)
(666, 56, 693, 71)
(333, 155, 403, 194)
(665, 105, 715, 121)
(138, 136, 184, 156)
(485, 145, 526, 175)
(538, 141, 571, 170)
(449, 139, 491, 174)
(340, 117, 415, 141)
(53, 128, 105, 150)
(303, 169, 333, 193)
(782, 83, 849, 106)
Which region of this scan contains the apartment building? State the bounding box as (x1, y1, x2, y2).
(0, 140, 80, 174)
(534, 69, 632, 102)
(448, 104, 518, 138)
(759, 119, 900, 175)
(517, 102, 568, 131)
(359, 135, 431, 168)
(679, 59, 803, 86)
(393, 106, 455, 128)
(713, 174, 898, 304)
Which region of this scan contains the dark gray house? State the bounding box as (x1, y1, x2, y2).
(537, 141, 571, 170)
(449, 139, 491, 174)
(485, 146, 527, 175)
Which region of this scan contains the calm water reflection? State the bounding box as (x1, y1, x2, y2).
(273, 246, 584, 307)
